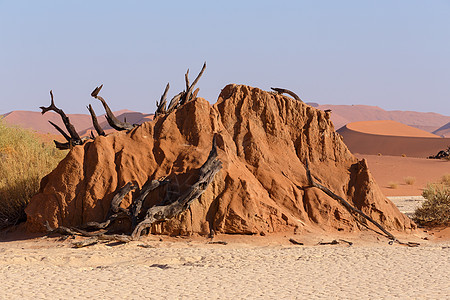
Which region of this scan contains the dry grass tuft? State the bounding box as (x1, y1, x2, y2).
(413, 174, 450, 226)
(441, 174, 450, 186)
(388, 182, 398, 189)
(404, 176, 416, 185)
(0, 119, 67, 229)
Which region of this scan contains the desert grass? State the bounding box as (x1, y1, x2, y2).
(413, 174, 450, 226)
(404, 176, 416, 185)
(387, 182, 398, 189)
(0, 119, 67, 229)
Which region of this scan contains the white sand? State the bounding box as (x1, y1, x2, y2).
(0, 235, 449, 299)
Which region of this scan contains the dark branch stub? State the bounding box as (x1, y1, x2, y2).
(155, 83, 170, 116)
(87, 104, 106, 136)
(271, 87, 303, 102)
(40, 90, 83, 148)
(91, 85, 135, 131)
(183, 62, 206, 105)
(155, 62, 207, 117)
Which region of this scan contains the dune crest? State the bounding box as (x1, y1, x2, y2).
(25, 85, 414, 235)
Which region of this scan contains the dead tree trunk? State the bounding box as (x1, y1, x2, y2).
(304, 158, 396, 240)
(91, 85, 135, 131)
(87, 104, 106, 136)
(271, 87, 303, 102)
(40, 90, 83, 148)
(131, 136, 221, 239)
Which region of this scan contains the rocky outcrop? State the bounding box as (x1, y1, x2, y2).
(25, 84, 415, 235)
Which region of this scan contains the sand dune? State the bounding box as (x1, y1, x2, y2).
(434, 122, 450, 137)
(317, 104, 450, 131)
(2, 109, 153, 137)
(338, 120, 450, 157)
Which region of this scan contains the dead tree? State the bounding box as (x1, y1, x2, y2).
(40, 90, 84, 149)
(132, 136, 221, 239)
(155, 83, 170, 116)
(304, 158, 419, 247)
(91, 84, 135, 131)
(87, 104, 106, 136)
(45, 136, 221, 244)
(154, 62, 207, 117)
(428, 146, 450, 159)
(271, 87, 303, 102)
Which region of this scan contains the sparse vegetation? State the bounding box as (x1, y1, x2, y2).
(388, 182, 398, 189)
(413, 175, 450, 226)
(0, 119, 67, 229)
(404, 176, 416, 185)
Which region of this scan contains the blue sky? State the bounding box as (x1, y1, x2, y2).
(1, 0, 449, 115)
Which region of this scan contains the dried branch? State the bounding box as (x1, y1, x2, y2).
(53, 140, 71, 150)
(271, 87, 303, 102)
(48, 121, 71, 142)
(183, 62, 206, 104)
(132, 136, 222, 240)
(87, 104, 106, 136)
(110, 182, 138, 214)
(155, 83, 170, 116)
(131, 177, 170, 228)
(40, 90, 82, 143)
(91, 85, 134, 131)
(166, 92, 183, 114)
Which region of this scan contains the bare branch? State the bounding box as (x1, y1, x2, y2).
(40, 90, 82, 142)
(87, 104, 106, 136)
(155, 83, 170, 116)
(90, 85, 134, 131)
(48, 121, 71, 142)
(271, 87, 303, 102)
(183, 62, 206, 104)
(132, 136, 221, 240)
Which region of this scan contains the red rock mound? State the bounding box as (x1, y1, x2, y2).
(25, 85, 415, 235)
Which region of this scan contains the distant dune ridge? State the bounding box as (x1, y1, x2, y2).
(433, 122, 450, 137)
(337, 120, 450, 157)
(2, 103, 449, 137)
(317, 104, 450, 132)
(1, 109, 153, 137)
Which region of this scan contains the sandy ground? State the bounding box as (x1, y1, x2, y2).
(355, 154, 449, 196)
(0, 226, 449, 299)
(1, 154, 449, 299)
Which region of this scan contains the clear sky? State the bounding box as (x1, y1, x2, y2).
(1, 0, 449, 116)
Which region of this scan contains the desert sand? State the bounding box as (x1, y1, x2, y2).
(338, 120, 450, 157)
(0, 228, 449, 299)
(355, 154, 449, 197)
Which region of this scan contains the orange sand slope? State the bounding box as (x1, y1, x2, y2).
(338, 120, 450, 157)
(355, 154, 450, 196)
(434, 122, 450, 137)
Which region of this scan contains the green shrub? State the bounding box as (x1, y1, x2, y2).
(413, 175, 450, 226)
(0, 119, 67, 229)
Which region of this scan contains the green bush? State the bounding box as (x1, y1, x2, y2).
(413, 175, 450, 226)
(0, 119, 67, 229)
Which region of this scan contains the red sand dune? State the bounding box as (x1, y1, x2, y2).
(317, 104, 450, 132)
(2, 109, 153, 137)
(338, 120, 450, 158)
(433, 122, 450, 137)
